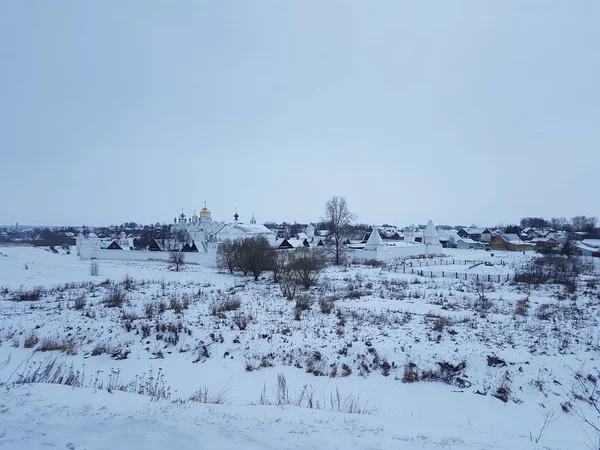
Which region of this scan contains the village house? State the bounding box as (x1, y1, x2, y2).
(491, 234, 533, 251)
(457, 227, 493, 242)
(574, 239, 600, 257)
(529, 237, 560, 251)
(456, 237, 488, 250)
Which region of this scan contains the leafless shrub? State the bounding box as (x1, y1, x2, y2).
(121, 309, 138, 321)
(144, 302, 154, 319)
(295, 295, 311, 311)
(14, 288, 43, 302)
(245, 354, 274, 371)
(194, 345, 210, 363)
(260, 373, 375, 415)
(402, 362, 419, 383)
(91, 343, 112, 356)
(487, 355, 507, 367)
(15, 361, 170, 401)
(493, 385, 510, 403)
(432, 316, 452, 333)
(15, 359, 84, 387)
(492, 372, 512, 403)
(288, 248, 326, 289)
(319, 297, 335, 314)
(345, 289, 365, 299)
(330, 364, 338, 378)
(570, 365, 600, 441)
(341, 363, 352, 377)
(473, 281, 493, 316)
(381, 361, 391, 377)
(188, 386, 228, 404)
(24, 332, 38, 348)
(536, 303, 558, 321)
(104, 287, 125, 308)
(141, 323, 151, 339)
(514, 297, 530, 316)
(233, 313, 248, 330)
(123, 274, 134, 290)
(37, 337, 76, 354)
(210, 295, 241, 315)
(169, 295, 190, 314)
(420, 361, 469, 388)
(73, 295, 86, 310)
(329, 387, 375, 415)
(531, 407, 558, 444)
(279, 268, 299, 300)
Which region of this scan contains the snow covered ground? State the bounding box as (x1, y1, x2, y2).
(1, 246, 599, 449)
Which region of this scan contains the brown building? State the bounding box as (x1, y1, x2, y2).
(491, 234, 532, 251)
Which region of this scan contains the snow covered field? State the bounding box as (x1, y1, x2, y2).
(1, 246, 599, 449)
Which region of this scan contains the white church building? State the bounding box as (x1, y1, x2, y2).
(172, 205, 276, 247)
(77, 204, 276, 265)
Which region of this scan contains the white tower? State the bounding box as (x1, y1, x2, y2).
(423, 220, 440, 245)
(364, 227, 385, 251)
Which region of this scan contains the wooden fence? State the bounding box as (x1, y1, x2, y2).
(384, 257, 513, 282)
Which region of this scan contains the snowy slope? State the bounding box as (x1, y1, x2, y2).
(1, 246, 599, 449)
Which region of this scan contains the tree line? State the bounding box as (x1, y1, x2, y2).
(501, 216, 599, 235)
(216, 236, 327, 298)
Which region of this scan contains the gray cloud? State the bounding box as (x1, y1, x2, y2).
(1, 1, 598, 227)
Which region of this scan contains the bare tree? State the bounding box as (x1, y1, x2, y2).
(323, 196, 356, 265)
(570, 365, 600, 447)
(173, 229, 190, 245)
(217, 239, 238, 274)
(237, 236, 272, 281)
(169, 251, 185, 272)
(288, 248, 326, 289)
(279, 264, 299, 300)
(270, 249, 288, 283)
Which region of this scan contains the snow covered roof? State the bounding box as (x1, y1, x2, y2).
(500, 234, 524, 244)
(457, 237, 479, 245)
(364, 227, 385, 250)
(530, 237, 558, 243)
(286, 238, 307, 248)
(574, 240, 600, 253)
(230, 223, 273, 235)
(424, 220, 439, 239)
(273, 238, 287, 248)
(438, 230, 459, 240)
(581, 239, 600, 249)
(462, 227, 491, 235)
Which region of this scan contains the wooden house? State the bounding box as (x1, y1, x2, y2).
(491, 234, 532, 251)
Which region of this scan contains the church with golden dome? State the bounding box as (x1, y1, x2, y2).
(172, 202, 226, 247)
(172, 202, 276, 251)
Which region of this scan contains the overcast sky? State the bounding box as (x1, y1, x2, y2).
(1, 1, 599, 228)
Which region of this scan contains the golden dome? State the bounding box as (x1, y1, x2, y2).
(200, 207, 210, 214)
